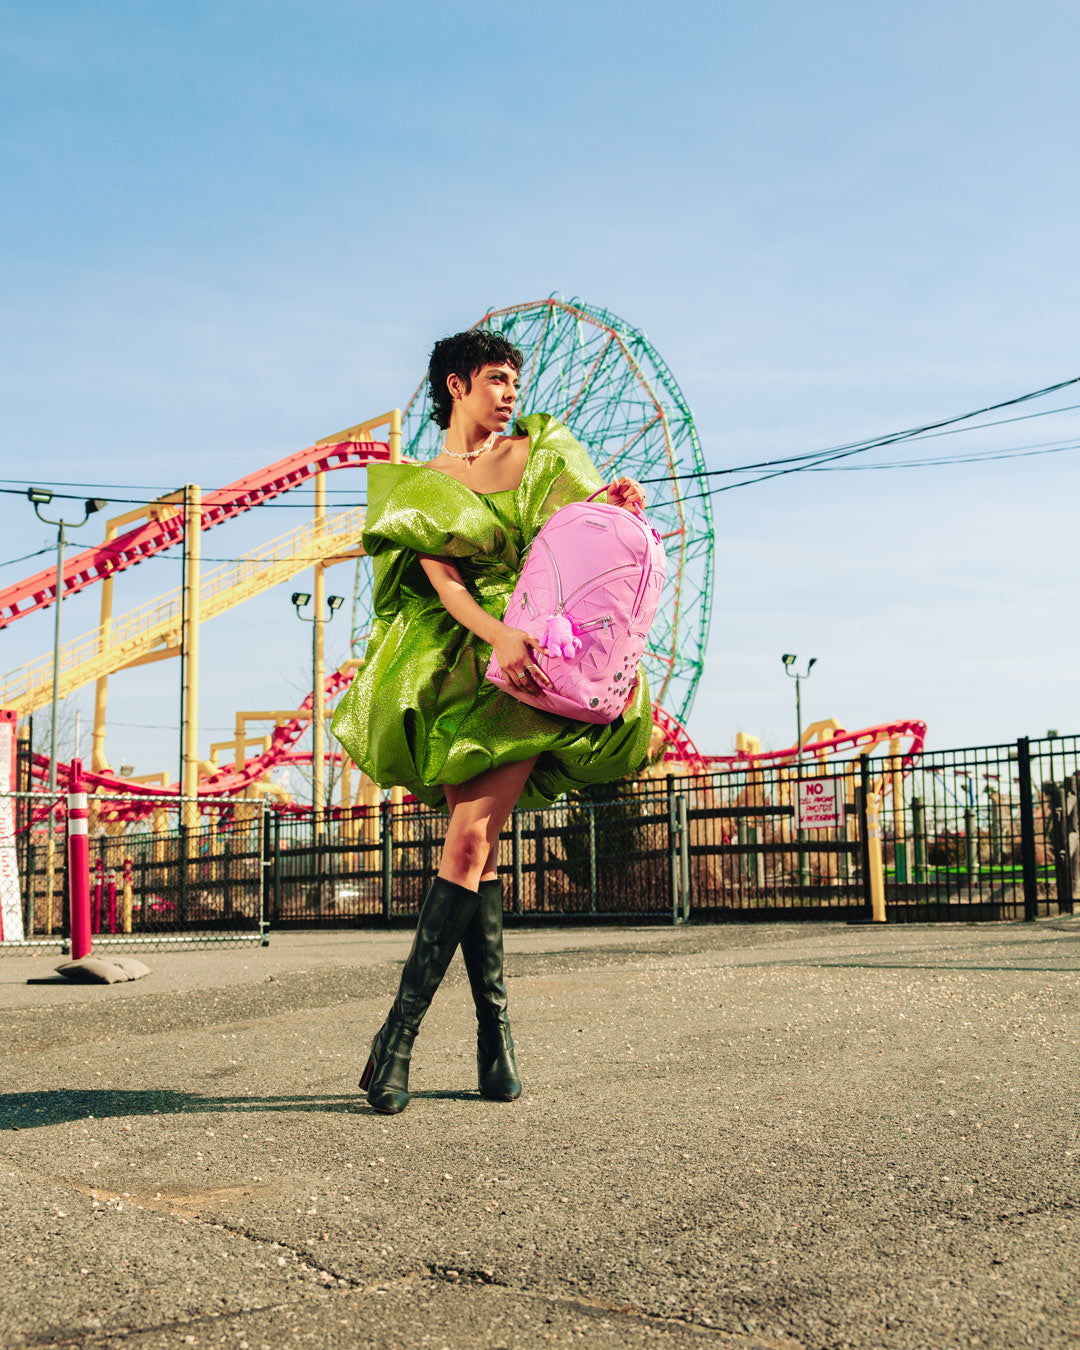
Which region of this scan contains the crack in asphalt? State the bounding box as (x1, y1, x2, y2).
(19, 1299, 294, 1347)
(18, 1164, 799, 1348)
(419, 1270, 801, 1345)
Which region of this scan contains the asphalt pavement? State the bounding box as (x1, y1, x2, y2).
(1, 917, 1078, 1349)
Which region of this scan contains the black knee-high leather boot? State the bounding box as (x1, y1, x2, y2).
(360, 876, 480, 1114)
(459, 877, 521, 1101)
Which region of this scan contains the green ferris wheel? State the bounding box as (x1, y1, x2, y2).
(353, 296, 714, 725)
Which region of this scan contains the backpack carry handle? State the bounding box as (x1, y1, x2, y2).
(587, 482, 644, 514)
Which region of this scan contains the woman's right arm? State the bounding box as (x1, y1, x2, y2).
(418, 555, 552, 692)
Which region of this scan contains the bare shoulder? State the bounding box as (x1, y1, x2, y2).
(427, 433, 530, 490)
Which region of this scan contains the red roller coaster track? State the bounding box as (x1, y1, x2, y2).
(27, 667, 358, 821)
(652, 707, 927, 773)
(0, 438, 389, 630)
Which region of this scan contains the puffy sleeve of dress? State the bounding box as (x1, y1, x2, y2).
(331, 416, 653, 810)
(515, 412, 607, 540)
(360, 461, 515, 615)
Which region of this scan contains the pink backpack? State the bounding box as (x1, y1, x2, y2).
(486, 492, 667, 723)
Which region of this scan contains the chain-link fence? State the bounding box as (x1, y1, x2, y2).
(1, 788, 269, 951)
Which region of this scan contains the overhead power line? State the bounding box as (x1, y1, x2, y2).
(3, 374, 1079, 517)
(805, 439, 1080, 472)
(639, 375, 1080, 500)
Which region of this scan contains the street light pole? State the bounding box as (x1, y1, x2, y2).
(782, 654, 817, 886)
(27, 490, 108, 795)
(291, 591, 344, 833)
(781, 654, 817, 776)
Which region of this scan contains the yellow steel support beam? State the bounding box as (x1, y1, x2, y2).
(92, 495, 184, 774)
(7, 414, 399, 726)
(315, 408, 402, 450)
(117, 643, 182, 672)
(2, 507, 367, 715)
(209, 735, 265, 767)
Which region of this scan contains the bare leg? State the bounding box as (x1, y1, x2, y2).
(438, 757, 537, 891)
(444, 783, 500, 883)
(444, 766, 532, 1101)
(360, 761, 536, 1113)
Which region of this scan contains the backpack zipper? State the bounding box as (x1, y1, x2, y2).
(560, 562, 639, 614)
(536, 537, 641, 634)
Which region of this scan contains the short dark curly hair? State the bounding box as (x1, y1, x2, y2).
(427, 329, 524, 431)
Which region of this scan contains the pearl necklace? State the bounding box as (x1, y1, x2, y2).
(440, 430, 498, 462)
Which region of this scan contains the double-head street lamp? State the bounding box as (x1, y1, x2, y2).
(28, 489, 108, 796)
(781, 653, 817, 773)
(290, 592, 344, 617)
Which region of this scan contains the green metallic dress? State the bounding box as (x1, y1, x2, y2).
(330, 413, 652, 810)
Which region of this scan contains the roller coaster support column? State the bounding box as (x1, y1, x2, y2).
(181, 485, 202, 830)
(890, 735, 908, 883)
(313, 474, 326, 837)
(389, 407, 402, 465)
(859, 755, 887, 922)
(865, 788, 887, 923)
(92, 520, 118, 776)
(92, 494, 183, 774)
(67, 758, 91, 960)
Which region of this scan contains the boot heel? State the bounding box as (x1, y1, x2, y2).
(359, 1053, 375, 1091)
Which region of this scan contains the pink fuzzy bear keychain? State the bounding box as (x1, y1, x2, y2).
(543, 614, 581, 660)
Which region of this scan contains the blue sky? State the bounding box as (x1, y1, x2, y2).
(2, 0, 1078, 778)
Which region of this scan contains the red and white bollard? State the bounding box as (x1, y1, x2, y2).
(67, 758, 91, 961)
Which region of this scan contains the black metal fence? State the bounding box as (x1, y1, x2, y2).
(269, 781, 678, 925)
(264, 732, 1079, 926)
(2, 733, 1076, 949)
(672, 733, 1078, 922)
(873, 734, 1080, 921)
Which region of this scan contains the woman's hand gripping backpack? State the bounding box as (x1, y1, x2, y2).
(486, 492, 667, 724)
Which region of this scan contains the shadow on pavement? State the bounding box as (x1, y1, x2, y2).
(0, 1087, 480, 1128)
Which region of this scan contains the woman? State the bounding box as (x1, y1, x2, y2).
(331, 329, 651, 1114)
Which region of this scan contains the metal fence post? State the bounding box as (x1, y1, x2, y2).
(678, 794, 690, 920)
(587, 804, 597, 914)
(380, 798, 392, 922)
(667, 775, 679, 923)
(511, 809, 523, 915)
(259, 800, 271, 946)
(272, 810, 283, 925)
(535, 818, 546, 911)
(911, 797, 925, 884)
(1017, 737, 1038, 921)
(178, 821, 189, 926)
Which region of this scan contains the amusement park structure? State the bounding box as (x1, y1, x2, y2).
(0, 409, 399, 820)
(0, 297, 926, 827)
